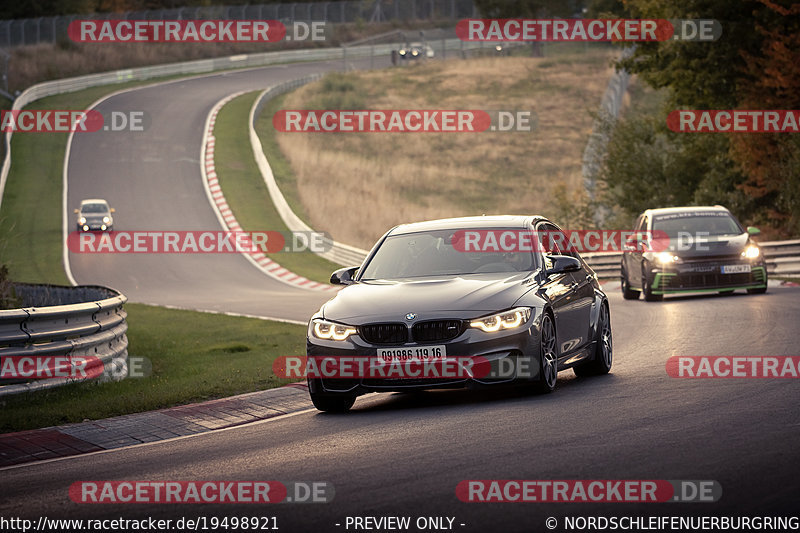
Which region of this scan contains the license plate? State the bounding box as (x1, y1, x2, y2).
(721, 264, 751, 274)
(377, 345, 446, 362)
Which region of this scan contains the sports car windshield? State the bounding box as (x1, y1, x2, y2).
(359, 229, 537, 280)
(652, 212, 743, 238)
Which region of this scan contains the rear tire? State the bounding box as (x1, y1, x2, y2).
(574, 303, 612, 377)
(310, 392, 356, 413)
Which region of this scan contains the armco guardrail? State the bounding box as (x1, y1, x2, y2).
(583, 239, 800, 279)
(0, 284, 128, 397)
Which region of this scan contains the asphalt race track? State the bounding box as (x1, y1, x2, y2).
(2, 287, 799, 530)
(7, 56, 800, 531)
(66, 59, 389, 322)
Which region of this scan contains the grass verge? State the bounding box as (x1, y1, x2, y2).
(0, 76, 312, 433)
(0, 303, 305, 433)
(1, 77, 203, 284)
(213, 92, 341, 283)
(265, 48, 618, 249)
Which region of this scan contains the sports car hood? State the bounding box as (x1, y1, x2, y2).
(321, 272, 537, 323)
(655, 232, 750, 258)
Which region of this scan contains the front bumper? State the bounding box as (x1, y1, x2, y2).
(651, 262, 766, 295)
(306, 320, 541, 395)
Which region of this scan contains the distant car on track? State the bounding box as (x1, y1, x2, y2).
(620, 205, 767, 301)
(398, 42, 434, 60)
(306, 215, 612, 412)
(74, 199, 115, 232)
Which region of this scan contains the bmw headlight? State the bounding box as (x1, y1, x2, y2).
(102, 216, 110, 224)
(311, 319, 357, 341)
(470, 307, 532, 333)
(399, 49, 407, 55)
(78, 217, 86, 224)
(742, 245, 760, 259)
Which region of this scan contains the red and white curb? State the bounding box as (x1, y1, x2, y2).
(200, 92, 337, 292)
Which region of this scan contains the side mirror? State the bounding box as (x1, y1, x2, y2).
(330, 266, 359, 286)
(546, 255, 581, 275)
(110, 208, 116, 213)
(747, 226, 760, 236)
(73, 208, 79, 214)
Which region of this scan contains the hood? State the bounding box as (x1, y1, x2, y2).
(80, 213, 110, 223)
(322, 272, 537, 323)
(653, 233, 751, 258)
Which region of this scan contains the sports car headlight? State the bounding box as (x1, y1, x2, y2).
(742, 245, 760, 259)
(470, 307, 532, 333)
(312, 319, 357, 341)
(78, 217, 86, 224)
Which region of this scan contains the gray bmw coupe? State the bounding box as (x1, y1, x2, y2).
(306, 215, 612, 412)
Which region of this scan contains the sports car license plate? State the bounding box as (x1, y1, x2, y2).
(721, 264, 751, 274)
(377, 345, 446, 362)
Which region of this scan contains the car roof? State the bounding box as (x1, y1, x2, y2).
(389, 215, 547, 235)
(642, 205, 731, 217)
(80, 198, 109, 206)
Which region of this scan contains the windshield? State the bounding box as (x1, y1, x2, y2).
(81, 203, 108, 214)
(359, 229, 537, 280)
(652, 212, 743, 238)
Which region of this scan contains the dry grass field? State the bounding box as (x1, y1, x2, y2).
(272, 47, 617, 249)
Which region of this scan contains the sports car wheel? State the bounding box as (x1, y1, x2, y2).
(534, 314, 557, 393)
(621, 266, 639, 300)
(574, 303, 612, 377)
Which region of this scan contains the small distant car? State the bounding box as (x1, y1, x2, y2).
(398, 42, 434, 60)
(620, 205, 767, 301)
(74, 199, 115, 232)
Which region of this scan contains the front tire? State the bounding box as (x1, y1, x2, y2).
(310, 391, 356, 413)
(574, 303, 612, 377)
(747, 287, 767, 294)
(621, 265, 639, 300)
(533, 313, 557, 394)
(642, 265, 663, 302)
